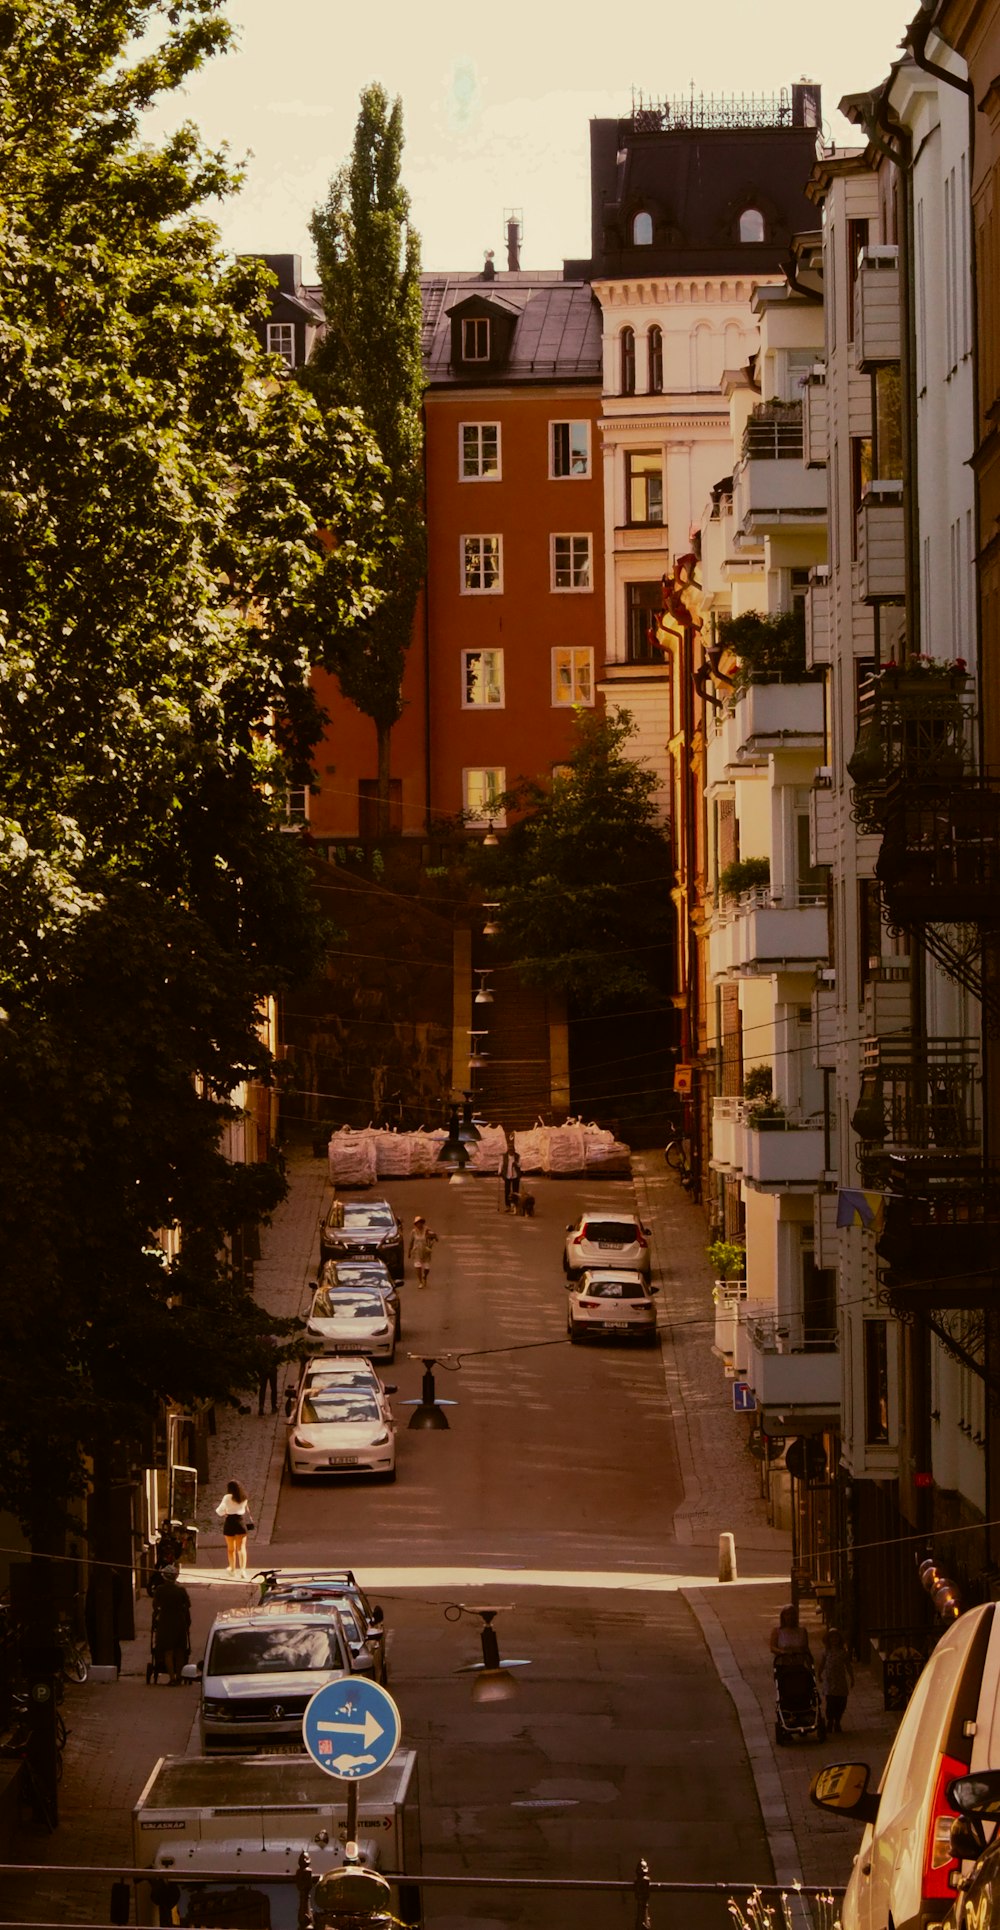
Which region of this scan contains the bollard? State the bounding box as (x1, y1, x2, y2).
(718, 1532, 738, 1583)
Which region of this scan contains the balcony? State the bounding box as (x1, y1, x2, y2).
(852, 1034, 982, 1184)
(805, 567, 831, 667)
(854, 246, 901, 370)
(706, 702, 742, 796)
(813, 976, 837, 1061)
(745, 1312, 840, 1412)
(848, 666, 976, 833)
(857, 483, 905, 601)
(733, 402, 828, 539)
(862, 957, 911, 1041)
(734, 676, 824, 756)
(877, 1172, 1000, 1310)
(876, 779, 1000, 928)
(711, 891, 829, 981)
(742, 1119, 827, 1188)
(711, 1095, 745, 1172)
(803, 367, 828, 467)
(714, 1279, 748, 1359)
(809, 775, 836, 869)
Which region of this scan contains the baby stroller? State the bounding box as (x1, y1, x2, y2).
(773, 1654, 826, 1744)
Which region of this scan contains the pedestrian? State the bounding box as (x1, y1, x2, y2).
(408, 1214, 438, 1288)
(215, 1478, 253, 1576)
(508, 1148, 522, 1214)
(257, 1334, 280, 1416)
(151, 1565, 191, 1685)
(819, 1627, 855, 1734)
(770, 1603, 811, 1674)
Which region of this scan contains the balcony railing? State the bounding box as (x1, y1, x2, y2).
(852, 1034, 982, 1182)
(876, 778, 1000, 926)
(745, 1313, 840, 1411)
(742, 401, 804, 461)
(710, 888, 829, 979)
(742, 1119, 827, 1187)
(848, 668, 976, 833)
(877, 1171, 1000, 1309)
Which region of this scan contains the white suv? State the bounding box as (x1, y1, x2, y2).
(189, 1603, 355, 1752)
(811, 1604, 1000, 1930)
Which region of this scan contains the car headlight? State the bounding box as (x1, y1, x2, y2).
(291, 1433, 314, 1448)
(203, 1698, 232, 1718)
(370, 1430, 389, 1446)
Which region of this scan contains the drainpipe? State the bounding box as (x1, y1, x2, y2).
(421, 397, 432, 840)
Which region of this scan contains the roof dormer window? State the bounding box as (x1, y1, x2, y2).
(632, 211, 653, 246)
(462, 317, 490, 361)
(739, 208, 765, 244)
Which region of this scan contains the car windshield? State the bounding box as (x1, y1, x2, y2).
(341, 1205, 394, 1229)
(323, 1262, 389, 1286)
(583, 1221, 639, 1244)
(207, 1627, 341, 1673)
(584, 1278, 646, 1298)
(312, 1296, 386, 1322)
(301, 1392, 382, 1425)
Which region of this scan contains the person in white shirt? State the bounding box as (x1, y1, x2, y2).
(215, 1478, 252, 1575)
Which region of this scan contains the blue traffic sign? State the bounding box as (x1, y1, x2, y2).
(302, 1678, 401, 1781)
(733, 1381, 757, 1412)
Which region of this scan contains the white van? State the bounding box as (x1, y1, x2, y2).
(812, 1605, 999, 1930)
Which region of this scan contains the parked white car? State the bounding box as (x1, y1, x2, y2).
(565, 1268, 658, 1344)
(811, 1603, 1000, 1930)
(286, 1378, 397, 1482)
(563, 1212, 652, 1281)
(302, 1289, 396, 1361)
(190, 1604, 354, 1751)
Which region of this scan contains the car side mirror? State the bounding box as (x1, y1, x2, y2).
(643, 1225, 652, 1235)
(181, 1662, 202, 1680)
(809, 1763, 879, 1823)
(383, 1385, 397, 1395)
(566, 1224, 574, 1232)
(951, 1815, 987, 1861)
(949, 1771, 1000, 1819)
(651, 1285, 660, 1294)
(370, 1605, 384, 1625)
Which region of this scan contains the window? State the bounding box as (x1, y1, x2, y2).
(463, 649, 504, 707)
(620, 327, 636, 396)
(847, 219, 869, 342)
(626, 582, 664, 663)
(551, 421, 590, 478)
(796, 813, 826, 904)
(464, 767, 505, 824)
(739, 208, 765, 244)
(632, 211, 653, 246)
(358, 780, 402, 837)
(551, 534, 592, 591)
(552, 647, 594, 707)
(648, 325, 663, 394)
(462, 316, 490, 361)
(461, 423, 500, 480)
(873, 366, 902, 479)
(626, 451, 664, 526)
(462, 535, 502, 593)
(266, 322, 295, 368)
(864, 1320, 890, 1444)
(282, 784, 308, 827)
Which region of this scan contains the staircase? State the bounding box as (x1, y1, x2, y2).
(472, 979, 553, 1129)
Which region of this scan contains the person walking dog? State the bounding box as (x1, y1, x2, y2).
(215, 1478, 253, 1576)
(408, 1214, 438, 1288)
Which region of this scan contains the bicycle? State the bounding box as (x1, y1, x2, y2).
(57, 1622, 89, 1686)
(665, 1136, 695, 1188)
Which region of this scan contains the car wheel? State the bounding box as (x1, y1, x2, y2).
(816, 1718, 827, 1742)
(775, 1722, 787, 1745)
(286, 1455, 303, 1486)
(569, 1325, 582, 1344)
(382, 1467, 397, 1484)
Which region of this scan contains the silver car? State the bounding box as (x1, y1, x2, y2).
(191, 1604, 354, 1752)
(566, 1268, 659, 1344)
(563, 1212, 653, 1280)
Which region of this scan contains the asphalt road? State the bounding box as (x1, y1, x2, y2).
(271, 1175, 775, 1930)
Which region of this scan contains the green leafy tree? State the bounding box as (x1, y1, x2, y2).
(307, 84, 425, 833)
(0, 0, 387, 1540)
(478, 711, 675, 1014)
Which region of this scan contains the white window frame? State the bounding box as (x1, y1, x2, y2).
(461, 535, 503, 594)
(550, 420, 591, 480)
(462, 317, 490, 361)
(462, 648, 505, 709)
(551, 533, 593, 593)
(280, 783, 309, 830)
(460, 422, 501, 481)
(551, 647, 594, 707)
(267, 322, 295, 368)
(463, 767, 506, 825)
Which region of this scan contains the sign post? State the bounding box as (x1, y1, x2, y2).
(301, 1678, 402, 1843)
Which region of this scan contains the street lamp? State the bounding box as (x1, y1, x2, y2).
(449, 1605, 531, 1705)
(435, 1105, 471, 1173)
(482, 821, 499, 847)
(482, 903, 500, 938)
(474, 972, 493, 1006)
(468, 1030, 488, 1070)
(403, 1358, 455, 1431)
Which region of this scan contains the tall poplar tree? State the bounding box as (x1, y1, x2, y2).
(308, 85, 425, 834)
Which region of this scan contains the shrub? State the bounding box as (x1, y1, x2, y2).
(742, 1065, 773, 1101)
(707, 1239, 746, 1280)
(719, 857, 770, 900)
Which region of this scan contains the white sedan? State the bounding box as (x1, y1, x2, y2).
(566, 1268, 659, 1345)
(286, 1383, 397, 1482)
(304, 1289, 396, 1361)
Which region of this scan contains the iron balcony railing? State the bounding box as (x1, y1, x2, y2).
(741, 401, 804, 462)
(852, 1034, 981, 1180)
(876, 775, 1000, 924)
(848, 668, 976, 833)
(878, 1166, 1000, 1308)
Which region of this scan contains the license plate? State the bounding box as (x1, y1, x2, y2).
(328, 1456, 358, 1467)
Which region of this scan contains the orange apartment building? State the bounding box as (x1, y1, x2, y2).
(254, 254, 605, 844)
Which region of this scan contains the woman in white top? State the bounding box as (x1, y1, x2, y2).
(215, 1478, 252, 1575)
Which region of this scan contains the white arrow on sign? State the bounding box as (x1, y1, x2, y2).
(317, 1710, 385, 1749)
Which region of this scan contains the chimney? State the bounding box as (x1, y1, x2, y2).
(482, 249, 496, 281)
(506, 213, 522, 273)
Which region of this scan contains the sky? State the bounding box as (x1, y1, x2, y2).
(151, 0, 916, 277)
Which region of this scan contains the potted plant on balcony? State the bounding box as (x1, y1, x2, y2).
(717, 608, 808, 688)
(719, 856, 770, 902)
(879, 654, 970, 696)
(742, 1065, 773, 1102)
(708, 1240, 747, 1357)
(745, 1096, 787, 1131)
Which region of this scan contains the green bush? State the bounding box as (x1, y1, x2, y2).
(719, 857, 770, 900)
(718, 608, 807, 684)
(742, 1064, 773, 1101)
(707, 1239, 746, 1280)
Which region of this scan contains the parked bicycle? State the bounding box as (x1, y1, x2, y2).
(665, 1136, 695, 1189)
